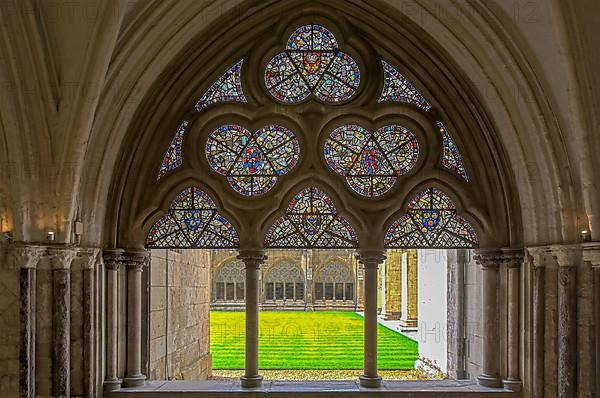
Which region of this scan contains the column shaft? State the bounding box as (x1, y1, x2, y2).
(475, 250, 501, 388)
(19, 268, 36, 398)
(504, 264, 520, 391)
(239, 251, 266, 388)
(123, 251, 147, 387)
(531, 265, 545, 398)
(83, 267, 95, 397)
(557, 265, 577, 398)
(103, 251, 121, 391)
(594, 266, 600, 397)
(53, 269, 71, 398)
(358, 251, 385, 388)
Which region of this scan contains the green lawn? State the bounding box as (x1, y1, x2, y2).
(210, 311, 418, 370)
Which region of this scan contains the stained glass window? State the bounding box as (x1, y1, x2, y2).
(146, 187, 239, 248)
(436, 122, 469, 181)
(265, 187, 358, 248)
(324, 124, 419, 197)
(195, 60, 247, 112)
(265, 24, 360, 104)
(385, 187, 478, 248)
(379, 60, 432, 111)
(157, 120, 189, 180)
(206, 124, 300, 196)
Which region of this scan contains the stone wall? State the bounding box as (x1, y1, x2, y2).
(148, 249, 212, 380)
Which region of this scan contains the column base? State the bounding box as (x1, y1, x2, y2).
(359, 375, 383, 388)
(503, 379, 522, 391)
(103, 378, 122, 392)
(477, 374, 501, 388)
(123, 374, 146, 387)
(240, 375, 263, 388)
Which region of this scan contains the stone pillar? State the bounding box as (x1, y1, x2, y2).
(383, 250, 402, 320)
(78, 248, 99, 398)
(582, 243, 600, 398)
(103, 250, 123, 391)
(303, 250, 313, 311)
(357, 250, 386, 388)
(474, 249, 502, 388)
(527, 247, 549, 398)
(123, 250, 148, 387)
(356, 261, 365, 311)
(551, 245, 580, 398)
(11, 246, 45, 398)
(399, 250, 418, 332)
(238, 250, 266, 388)
(502, 249, 524, 391)
(48, 247, 77, 398)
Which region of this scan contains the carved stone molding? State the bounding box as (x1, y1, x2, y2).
(124, 249, 149, 272)
(356, 250, 386, 268)
(46, 246, 78, 270)
(550, 244, 582, 268)
(582, 242, 600, 267)
(103, 249, 125, 271)
(238, 250, 267, 268)
(7, 244, 46, 269)
(77, 247, 101, 270)
(474, 248, 503, 269)
(526, 246, 553, 269)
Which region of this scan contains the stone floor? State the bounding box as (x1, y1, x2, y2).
(106, 380, 518, 397)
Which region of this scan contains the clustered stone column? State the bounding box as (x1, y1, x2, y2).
(79, 248, 100, 398)
(503, 249, 524, 391)
(12, 245, 45, 398)
(357, 250, 386, 388)
(474, 249, 502, 388)
(238, 250, 267, 388)
(47, 247, 78, 398)
(551, 245, 580, 398)
(582, 243, 600, 397)
(103, 249, 124, 392)
(123, 250, 149, 387)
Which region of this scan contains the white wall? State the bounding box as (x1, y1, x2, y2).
(417, 249, 448, 373)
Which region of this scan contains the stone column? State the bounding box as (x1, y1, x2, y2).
(123, 250, 148, 387)
(78, 248, 100, 398)
(399, 250, 418, 332)
(103, 250, 123, 391)
(551, 245, 580, 398)
(383, 250, 402, 320)
(582, 243, 600, 398)
(238, 250, 266, 388)
(502, 249, 524, 391)
(11, 245, 45, 398)
(527, 247, 549, 398)
(474, 249, 502, 388)
(357, 250, 386, 388)
(48, 247, 77, 398)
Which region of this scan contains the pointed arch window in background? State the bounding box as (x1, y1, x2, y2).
(265, 24, 360, 104)
(379, 60, 432, 111)
(146, 187, 239, 248)
(206, 124, 300, 196)
(437, 122, 469, 181)
(324, 124, 419, 197)
(385, 187, 478, 248)
(265, 187, 358, 248)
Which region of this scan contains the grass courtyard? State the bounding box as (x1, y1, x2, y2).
(210, 311, 419, 370)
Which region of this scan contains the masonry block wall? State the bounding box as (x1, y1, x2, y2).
(148, 249, 212, 380)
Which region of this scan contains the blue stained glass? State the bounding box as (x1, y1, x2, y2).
(206, 124, 300, 196)
(146, 187, 239, 249)
(385, 187, 479, 248)
(265, 187, 358, 248)
(195, 60, 247, 112)
(265, 25, 360, 104)
(379, 60, 432, 111)
(436, 122, 469, 181)
(324, 124, 419, 197)
(157, 121, 189, 180)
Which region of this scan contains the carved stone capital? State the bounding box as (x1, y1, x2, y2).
(8, 244, 46, 269)
(238, 250, 267, 268)
(550, 244, 582, 268)
(46, 246, 78, 270)
(103, 249, 124, 271)
(124, 249, 149, 272)
(526, 246, 553, 269)
(474, 248, 503, 269)
(77, 247, 101, 270)
(502, 248, 524, 268)
(582, 242, 600, 267)
(356, 250, 386, 268)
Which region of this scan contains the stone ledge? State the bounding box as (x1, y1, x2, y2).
(106, 380, 518, 397)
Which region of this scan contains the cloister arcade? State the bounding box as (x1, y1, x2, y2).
(1, 1, 599, 397)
